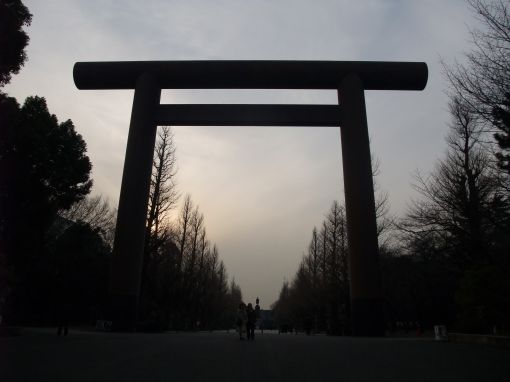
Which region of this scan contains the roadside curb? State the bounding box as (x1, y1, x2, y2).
(449, 332, 510, 349)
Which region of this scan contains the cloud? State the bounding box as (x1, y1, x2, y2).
(7, 0, 473, 305)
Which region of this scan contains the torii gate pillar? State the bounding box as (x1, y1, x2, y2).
(339, 74, 383, 336)
(108, 73, 160, 331)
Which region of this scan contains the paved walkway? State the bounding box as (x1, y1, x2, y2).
(1, 328, 509, 381)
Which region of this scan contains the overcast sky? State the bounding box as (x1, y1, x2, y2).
(6, 0, 477, 307)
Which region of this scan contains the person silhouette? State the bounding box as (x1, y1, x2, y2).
(56, 303, 69, 336)
(255, 298, 262, 334)
(246, 303, 256, 340)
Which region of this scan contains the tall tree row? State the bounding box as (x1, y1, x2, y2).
(394, 94, 510, 332)
(272, 201, 350, 334)
(138, 128, 241, 331)
(147, 193, 241, 331)
(396, 0, 510, 332)
(273, 190, 391, 335)
(398, 0, 510, 333)
(445, 0, 510, 180)
(274, 0, 510, 335)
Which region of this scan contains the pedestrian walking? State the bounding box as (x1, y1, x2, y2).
(255, 298, 262, 334)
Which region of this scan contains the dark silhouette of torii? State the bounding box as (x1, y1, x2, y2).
(74, 60, 428, 336)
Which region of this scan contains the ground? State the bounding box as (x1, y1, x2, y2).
(1, 328, 509, 381)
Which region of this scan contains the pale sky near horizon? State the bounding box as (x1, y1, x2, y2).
(5, 0, 477, 307)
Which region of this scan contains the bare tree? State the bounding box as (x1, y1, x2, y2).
(372, 156, 394, 244)
(145, 126, 178, 251)
(307, 227, 319, 288)
(185, 206, 204, 277)
(142, 126, 179, 287)
(320, 221, 328, 287)
(326, 201, 345, 286)
(493, 93, 510, 176)
(444, 0, 510, 174)
(403, 97, 506, 267)
(59, 194, 116, 246)
(177, 194, 193, 273)
(445, 0, 509, 120)
(196, 227, 209, 280)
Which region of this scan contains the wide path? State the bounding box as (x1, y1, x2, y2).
(1, 328, 509, 381)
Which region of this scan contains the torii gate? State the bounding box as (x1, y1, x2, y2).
(74, 60, 428, 336)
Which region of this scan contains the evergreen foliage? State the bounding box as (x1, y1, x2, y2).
(0, 0, 32, 87)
